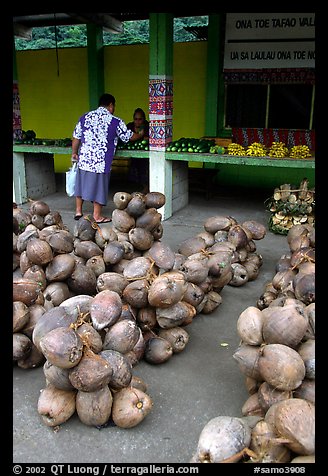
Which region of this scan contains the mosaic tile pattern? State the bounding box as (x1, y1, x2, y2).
(149, 76, 173, 149)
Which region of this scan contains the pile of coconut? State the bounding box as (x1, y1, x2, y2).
(190, 223, 315, 463)
(13, 193, 267, 431)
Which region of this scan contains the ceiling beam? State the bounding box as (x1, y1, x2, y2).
(13, 23, 33, 40)
(66, 13, 123, 33)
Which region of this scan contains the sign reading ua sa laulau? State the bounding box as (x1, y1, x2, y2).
(224, 13, 315, 70)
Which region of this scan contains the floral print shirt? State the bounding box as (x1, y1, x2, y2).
(73, 106, 133, 173)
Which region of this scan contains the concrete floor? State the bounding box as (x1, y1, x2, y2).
(13, 176, 291, 464)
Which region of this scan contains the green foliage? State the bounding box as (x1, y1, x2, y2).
(15, 17, 208, 50)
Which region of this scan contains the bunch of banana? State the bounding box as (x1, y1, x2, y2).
(245, 142, 267, 157)
(289, 145, 312, 159)
(268, 141, 289, 158)
(227, 143, 245, 156)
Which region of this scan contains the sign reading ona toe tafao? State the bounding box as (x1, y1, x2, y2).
(224, 13, 315, 70)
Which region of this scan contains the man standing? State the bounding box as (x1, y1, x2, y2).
(71, 93, 143, 223)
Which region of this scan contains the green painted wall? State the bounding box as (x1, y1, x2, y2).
(212, 164, 315, 190)
(16, 42, 207, 172)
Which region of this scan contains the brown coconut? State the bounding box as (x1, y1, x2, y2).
(126, 194, 147, 217)
(241, 392, 265, 417)
(158, 327, 189, 353)
(17, 343, 45, 369)
(32, 306, 77, 352)
(76, 386, 113, 427)
(191, 415, 252, 463)
(237, 306, 264, 346)
(112, 208, 135, 233)
(37, 384, 76, 427)
(68, 352, 112, 392)
(297, 339, 315, 379)
(102, 241, 125, 265)
(45, 254, 76, 282)
(136, 306, 157, 332)
(261, 304, 308, 348)
(96, 272, 128, 296)
(21, 304, 45, 339)
(13, 301, 30, 333)
(148, 271, 187, 308)
(99, 350, 132, 390)
(102, 319, 140, 354)
(156, 301, 196, 328)
(122, 279, 149, 308)
(265, 398, 315, 455)
(257, 381, 292, 412)
(258, 343, 305, 391)
(111, 386, 153, 428)
(90, 289, 122, 331)
(46, 230, 74, 254)
(43, 282, 71, 308)
(43, 360, 75, 390)
(249, 420, 291, 463)
(113, 191, 132, 209)
(26, 238, 53, 266)
(66, 263, 97, 296)
(143, 336, 173, 364)
(233, 344, 263, 381)
(203, 215, 235, 234)
(75, 323, 103, 354)
(13, 333, 32, 361)
(13, 277, 43, 307)
(39, 327, 84, 369)
(144, 191, 166, 209)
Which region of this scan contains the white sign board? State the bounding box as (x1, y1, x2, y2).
(224, 13, 315, 69)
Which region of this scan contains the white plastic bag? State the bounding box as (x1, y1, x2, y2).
(66, 162, 77, 197)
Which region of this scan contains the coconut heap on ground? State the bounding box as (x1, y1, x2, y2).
(13, 192, 267, 431)
(190, 223, 315, 463)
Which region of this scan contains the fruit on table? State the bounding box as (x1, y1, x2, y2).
(245, 142, 267, 157)
(166, 138, 215, 153)
(289, 145, 312, 159)
(268, 142, 289, 158)
(227, 143, 245, 156)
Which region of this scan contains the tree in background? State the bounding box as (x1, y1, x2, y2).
(15, 17, 208, 50)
